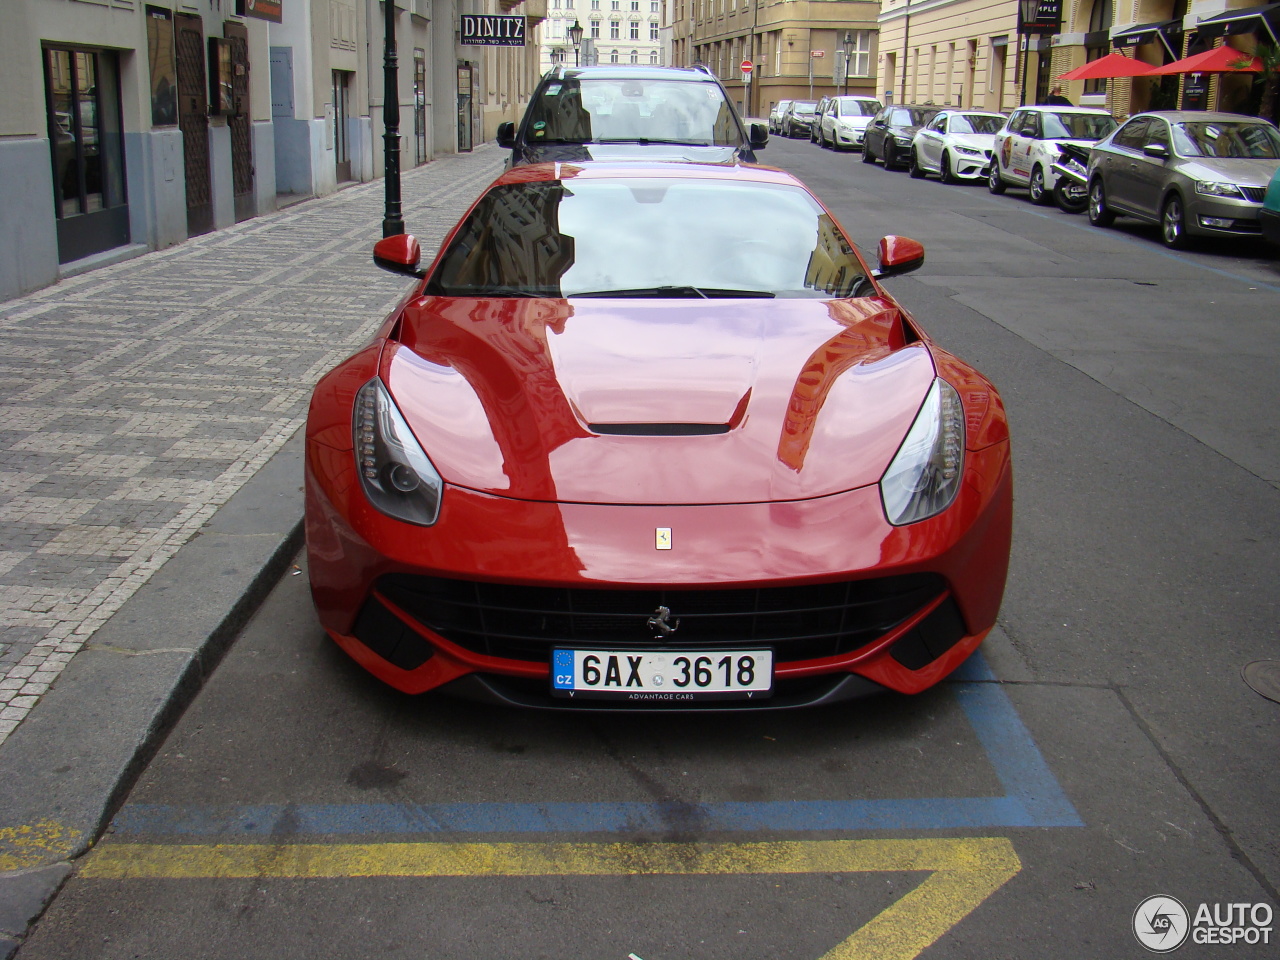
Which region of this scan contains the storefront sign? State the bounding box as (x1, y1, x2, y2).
(461, 15, 526, 46)
(237, 0, 283, 23)
(1021, 0, 1063, 34)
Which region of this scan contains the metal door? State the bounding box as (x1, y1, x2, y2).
(175, 12, 212, 236)
(414, 50, 427, 165)
(333, 70, 352, 182)
(457, 63, 473, 153)
(224, 21, 254, 222)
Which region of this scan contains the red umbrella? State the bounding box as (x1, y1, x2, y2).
(1147, 45, 1265, 75)
(1058, 53, 1156, 80)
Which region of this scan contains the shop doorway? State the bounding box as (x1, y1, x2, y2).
(333, 70, 353, 182)
(225, 21, 255, 222)
(175, 12, 212, 236)
(43, 46, 130, 264)
(414, 50, 428, 165)
(457, 63, 474, 152)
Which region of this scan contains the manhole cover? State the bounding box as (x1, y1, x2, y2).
(1242, 660, 1280, 704)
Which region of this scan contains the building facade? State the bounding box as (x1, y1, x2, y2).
(1, 0, 544, 304)
(876, 0, 1280, 121)
(670, 0, 881, 119)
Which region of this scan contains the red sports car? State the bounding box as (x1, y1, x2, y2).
(305, 161, 1011, 710)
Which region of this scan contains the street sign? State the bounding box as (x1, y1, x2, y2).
(810, 50, 825, 58)
(740, 59, 753, 74)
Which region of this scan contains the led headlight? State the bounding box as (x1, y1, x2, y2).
(954, 145, 983, 156)
(1195, 180, 1243, 199)
(894, 135, 914, 146)
(880, 378, 965, 526)
(353, 377, 443, 526)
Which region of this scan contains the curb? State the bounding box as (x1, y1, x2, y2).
(0, 426, 308, 952)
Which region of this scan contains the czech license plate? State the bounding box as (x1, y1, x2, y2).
(551, 649, 773, 702)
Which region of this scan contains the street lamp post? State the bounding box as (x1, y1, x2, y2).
(569, 20, 583, 67)
(381, 0, 403, 238)
(1018, 0, 1039, 107)
(842, 32, 853, 97)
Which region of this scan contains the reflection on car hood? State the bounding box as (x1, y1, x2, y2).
(386, 297, 936, 505)
(521, 143, 742, 165)
(949, 133, 997, 151)
(1178, 156, 1280, 186)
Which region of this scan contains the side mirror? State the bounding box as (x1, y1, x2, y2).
(497, 121, 516, 149)
(1143, 142, 1170, 159)
(373, 234, 425, 278)
(873, 235, 925, 280)
(748, 121, 768, 148)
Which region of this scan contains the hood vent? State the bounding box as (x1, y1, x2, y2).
(589, 422, 731, 436)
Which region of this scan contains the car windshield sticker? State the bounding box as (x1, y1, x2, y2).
(545, 84, 562, 97)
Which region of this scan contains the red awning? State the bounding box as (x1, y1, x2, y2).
(1058, 52, 1156, 80)
(1146, 45, 1266, 75)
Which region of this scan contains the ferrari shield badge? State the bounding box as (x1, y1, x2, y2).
(656, 527, 672, 550)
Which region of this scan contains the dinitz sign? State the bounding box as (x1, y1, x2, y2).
(461, 15, 527, 46)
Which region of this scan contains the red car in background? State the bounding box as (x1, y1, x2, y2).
(304, 161, 1012, 710)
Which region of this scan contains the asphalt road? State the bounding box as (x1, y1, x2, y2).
(17, 137, 1280, 960)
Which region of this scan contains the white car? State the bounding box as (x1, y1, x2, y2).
(817, 96, 882, 151)
(909, 110, 1006, 182)
(768, 100, 793, 134)
(988, 105, 1118, 204)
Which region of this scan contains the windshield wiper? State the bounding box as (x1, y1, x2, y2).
(572, 286, 774, 299)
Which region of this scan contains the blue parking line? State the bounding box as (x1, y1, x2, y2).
(113, 657, 1081, 836)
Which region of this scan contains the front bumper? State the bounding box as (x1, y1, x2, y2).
(835, 126, 868, 148)
(950, 151, 989, 179)
(305, 437, 1013, 708)
(1187, 193, 1266, 237)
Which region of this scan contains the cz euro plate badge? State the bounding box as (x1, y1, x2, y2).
(552, 649, 774, 701)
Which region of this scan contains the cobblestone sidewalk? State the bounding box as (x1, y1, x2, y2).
(0, 146, 505, 745)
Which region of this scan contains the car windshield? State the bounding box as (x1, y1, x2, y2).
(1171, 121, 1280, 159)
(1041, 112, 1116, 140)
(522, 78, 742, 145)
(891, 107, 938, 126)
(951, 113, 1004, 134)
(836, 97, 880, 116)
(792, 102, 817, 115)
(425, 178, 871, 300)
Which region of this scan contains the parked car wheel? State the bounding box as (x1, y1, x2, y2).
(940, 152, 957, 185)
(1028, 165, 1051, 206)
(862, 143, 876, 164)
(987, 162, 1006, 194)
(884, 142, 900, 170)
(1087, 178, 1114, 227)
(1161, 194, 1188, 249)
(909, 148, 926, 179)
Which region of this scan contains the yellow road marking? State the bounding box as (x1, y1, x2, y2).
(82, 837, 1019, 960)
(0, 821, 82, 870)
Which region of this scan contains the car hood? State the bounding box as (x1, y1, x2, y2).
(839, 116, 872, 129)
(385, 297, 936, 505)
(891, 124, 924, 138)
(520, 142, 742, 165)
(949, 133, 997, 151)
(1177, 156, 1280, 187)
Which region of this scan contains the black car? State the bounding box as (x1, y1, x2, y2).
(863, 104, 942, 170)
(780, 100, 819, 138)
(497, 64, 767, 165)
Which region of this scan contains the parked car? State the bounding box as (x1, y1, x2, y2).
(1087, 111, 1280, 248)
(1262, 164, 1280, 245)
(863, 105, 942, 170)
(810, 97, 831, 143)
(988, 105, 1116, 203)
(910, 110, 1006, 182)
(780, 100, 819, 138)
(768, 99, 794, 134)
(496, 64, 766, 166)
(817, 95, 882, 151)
(310, 160, 1013, 709)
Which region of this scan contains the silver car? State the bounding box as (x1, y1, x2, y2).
(1087, 111, 1280, 248)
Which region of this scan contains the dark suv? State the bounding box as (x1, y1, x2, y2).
(497, 64, 767, 165)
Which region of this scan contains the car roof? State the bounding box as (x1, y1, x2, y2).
(543, 64, 721, 83)
(1130, 110, 1277, 123)
(1020, 105, 1112, 114)
(492, 161, 801, 189)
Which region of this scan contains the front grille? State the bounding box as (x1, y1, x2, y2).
(1240, 186, 1266, 203)
(377, 573, 947, 664)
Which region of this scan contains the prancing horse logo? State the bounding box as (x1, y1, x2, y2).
(647, 605, 680, 637)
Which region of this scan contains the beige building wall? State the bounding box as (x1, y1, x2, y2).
(671, 0, 881, 118)
(877, 0, 1033, 113)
